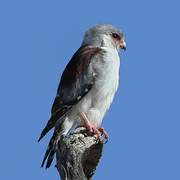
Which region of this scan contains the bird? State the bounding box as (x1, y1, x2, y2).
(38, 24, 126, 168)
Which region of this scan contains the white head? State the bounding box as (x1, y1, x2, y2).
(82, 24, 126, 51)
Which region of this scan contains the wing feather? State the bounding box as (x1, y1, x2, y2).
(38, 46, 102, 142)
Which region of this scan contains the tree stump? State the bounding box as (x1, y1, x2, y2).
(56, 127, 104, 180)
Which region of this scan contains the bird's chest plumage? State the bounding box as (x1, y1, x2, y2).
(91, 47, 120, 113)
(72, 47, 120, 127)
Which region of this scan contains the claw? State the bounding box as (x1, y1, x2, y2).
(98, 127, 109, 139)
(79, 112, 109, 143)
(92, 126, 101, 139)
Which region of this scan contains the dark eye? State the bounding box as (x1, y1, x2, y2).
(112, 33, 119, 39)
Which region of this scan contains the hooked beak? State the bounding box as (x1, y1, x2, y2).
(120, 39, 126, 50)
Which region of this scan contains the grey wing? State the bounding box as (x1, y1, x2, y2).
(38, 46, 102, 142)
(39, 46, 103, 168)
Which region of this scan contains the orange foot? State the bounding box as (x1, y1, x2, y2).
(79, 112, 109, 142)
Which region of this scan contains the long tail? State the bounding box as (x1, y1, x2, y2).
(41, 135, 55, 168)
(38, 116, 57, 142)
(38, 106, 71, 142)
(40, 126, 64, 168)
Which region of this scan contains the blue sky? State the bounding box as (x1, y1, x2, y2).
(0, 0, 180, 179)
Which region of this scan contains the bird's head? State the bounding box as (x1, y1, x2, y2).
(82, 24, 126, 51)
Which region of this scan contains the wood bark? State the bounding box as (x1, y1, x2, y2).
(56, 127, 104, 180)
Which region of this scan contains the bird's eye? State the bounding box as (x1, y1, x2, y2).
(112, 33, 119, 39)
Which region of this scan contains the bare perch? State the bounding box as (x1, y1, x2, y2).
(56, 127, 104, 180)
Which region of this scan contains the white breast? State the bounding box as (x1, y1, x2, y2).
(94, 47, 120, 105)
(63, 47, 120, 133)
(89, 47, 120, 125)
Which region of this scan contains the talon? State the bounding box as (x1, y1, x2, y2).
(79, 112, 100, 138)
(92, 127, 101, 139)
(79, 112, 109, 142)
(98, 127, 109, 139)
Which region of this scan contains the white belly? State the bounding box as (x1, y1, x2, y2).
(63, 47, 120, 134)
(91, 47, 120, 124)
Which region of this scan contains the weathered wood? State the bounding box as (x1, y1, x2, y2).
(56, 127, 104, 180)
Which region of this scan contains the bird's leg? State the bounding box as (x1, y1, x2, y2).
(79, 112, 101, 139)
(79, 112, 108, 141)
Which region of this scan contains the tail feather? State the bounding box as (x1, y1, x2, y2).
(40, 127, 63, 168)
(38, 106, 71, 142)
(41, 132, 56, 167)
(46, 150, 56, 168)
(38, 117, 56, 142)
